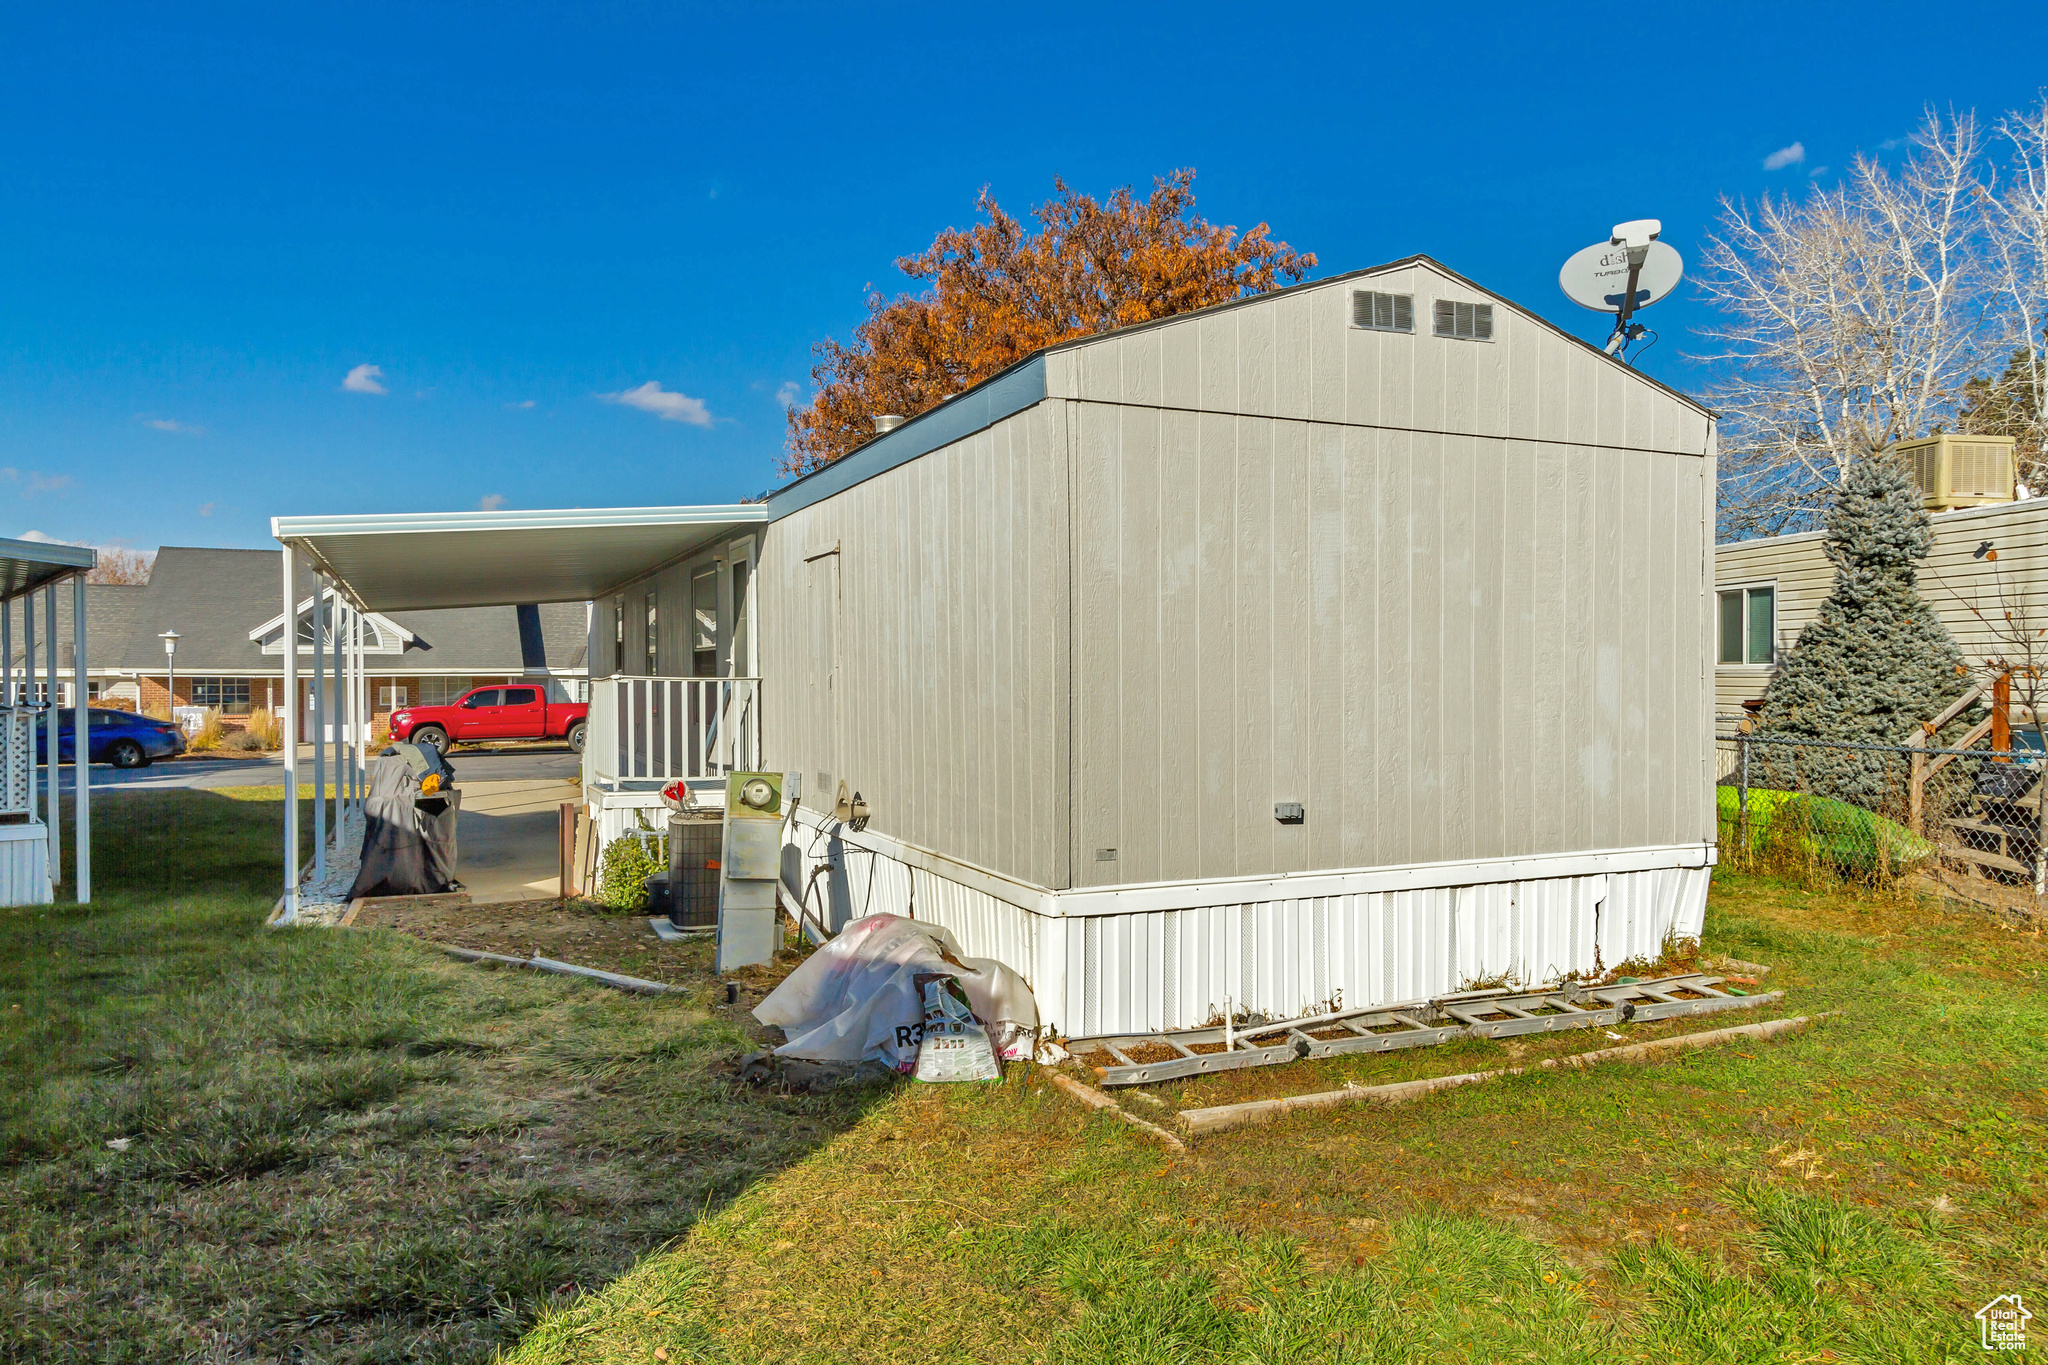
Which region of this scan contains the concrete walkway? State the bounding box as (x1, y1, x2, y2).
(456, 778, 583, 903)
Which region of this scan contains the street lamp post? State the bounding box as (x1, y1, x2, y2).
(159, 630, 180, 723)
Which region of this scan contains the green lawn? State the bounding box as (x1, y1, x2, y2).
(4, 794, 2045, 1363)
(510, 875, 2048, 1365)
(0, 791, 879, 1362)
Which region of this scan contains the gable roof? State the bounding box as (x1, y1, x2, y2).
(766, 254, 1712, 520)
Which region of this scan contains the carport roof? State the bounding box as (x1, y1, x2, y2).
(0, 535, 95, 604)
(270, 505, 768, 612)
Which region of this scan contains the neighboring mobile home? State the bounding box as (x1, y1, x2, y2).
(277, 255, 1721, 1036)
(1713, 439, 2042, 722)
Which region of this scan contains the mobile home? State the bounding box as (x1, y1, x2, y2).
(277, 255, 1720, 1036)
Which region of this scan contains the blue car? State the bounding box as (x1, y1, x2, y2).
(35, 708, 187, 769)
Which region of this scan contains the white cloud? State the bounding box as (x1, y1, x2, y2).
(342, 364, 388, 395)
(17, 529, 69, 543)
(198, 502, 216, 517)
(1808, 165, 1830, 179)
(505, 399, 536, 410)
(775, 380, 802, 408)
(478, 493, 507, 511)
(599, 381, 714, 427)
(1763, 141, 1806, 170)
(140, 416, 205, 435)
(1878, 136, 1906, 151)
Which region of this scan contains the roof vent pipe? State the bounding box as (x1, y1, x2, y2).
(872, 414, 905, 434)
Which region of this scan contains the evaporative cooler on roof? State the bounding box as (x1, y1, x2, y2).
(1433, 299, 1494, 341)
(1351, 290, 1414, 333)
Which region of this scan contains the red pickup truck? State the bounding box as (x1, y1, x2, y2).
(387, 683, 588, 755)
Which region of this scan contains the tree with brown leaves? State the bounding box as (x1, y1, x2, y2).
(86, 547, 154, 584)
(784, 171, 1316, 476)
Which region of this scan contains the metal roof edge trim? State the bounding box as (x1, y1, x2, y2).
(0, 536, 98, 569)
(270, 504, 770, 540)
(766, 356, 1048, 522)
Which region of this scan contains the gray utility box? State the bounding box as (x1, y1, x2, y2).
(716, 771, 785, 973)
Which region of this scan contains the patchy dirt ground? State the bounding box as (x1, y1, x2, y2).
(347, 895, 807, 1009)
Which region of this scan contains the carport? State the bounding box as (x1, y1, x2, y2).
(269, 504, 766, 921)
(1, 535, 96, 904)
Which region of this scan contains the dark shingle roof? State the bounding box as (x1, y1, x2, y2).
(17, 547, 587, 674)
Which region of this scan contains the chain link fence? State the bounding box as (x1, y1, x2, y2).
(1716, 722, 2046, 898)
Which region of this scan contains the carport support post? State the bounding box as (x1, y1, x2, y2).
(353, 607, 365, 806)
(46, 584, 60, 885)
(71, 573, 89, 904)
(23, 590, 35, 825)
(341, 601, 355, 813)
(330, 589, 343, 833)
(311, 579, 326, 883)
(281, 547, 299, 922)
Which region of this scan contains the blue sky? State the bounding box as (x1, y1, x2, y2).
(5, 2, 2046, 554)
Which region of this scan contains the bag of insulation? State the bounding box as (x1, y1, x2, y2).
(752, 914, 1038, 1073)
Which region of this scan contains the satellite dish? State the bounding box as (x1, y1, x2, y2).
(1559, 239, 1684, 313)
(1558, 219, 1684, 360)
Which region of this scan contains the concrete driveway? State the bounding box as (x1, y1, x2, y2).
(455, 778, 583, 903)
(56, 743, 583, 792)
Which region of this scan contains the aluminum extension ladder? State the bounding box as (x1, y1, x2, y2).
(1069, 973, 1781, 1087)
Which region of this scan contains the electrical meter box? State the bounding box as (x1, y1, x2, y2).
(716, 770, 784, 972)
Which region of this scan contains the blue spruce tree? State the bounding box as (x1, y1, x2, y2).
(1755, 454, 1974, 804)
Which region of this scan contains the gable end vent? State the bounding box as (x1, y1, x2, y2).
(1433, 299, 1494, 341)
(1351, 290, 1414, 333)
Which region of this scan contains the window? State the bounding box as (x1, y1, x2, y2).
(503, 687, 538, 706)
(730, 555, 752, 677)
(379, 686, 408, 710)
(418, 676, 471, 707)
(1351, 290, 1414, 333)
(645, 592, 659, 675)
(1433, 299, 1494, 341)
(691, 568, 718, 676)
(613, 597, 624, 673)
(190, 677, 252, 715)
(1718, 585, 1776, 665)
(463, 688, 504, 709)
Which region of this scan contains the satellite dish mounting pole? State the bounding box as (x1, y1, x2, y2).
(1602, 220, 1659, 357)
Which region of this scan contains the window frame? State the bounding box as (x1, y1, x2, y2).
(1716, 580, 1778, 668)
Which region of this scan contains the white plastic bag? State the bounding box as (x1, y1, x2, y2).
(753, 914, 1038, 1073)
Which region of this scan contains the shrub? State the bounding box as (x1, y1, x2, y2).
(91, 695, 137, 713)
(594, 834, 664, 911)
(186, 708, 227, 752)
(242, 709, 284, 750)
(1716, 785, 1932, 881)
(223, 729, 266, 752)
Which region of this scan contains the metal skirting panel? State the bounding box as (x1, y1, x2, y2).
(1057, 865, 1712, 1037)
(817, 825, 1039, 977)
(0, 827, 52, 906)
(766, 818, 1712, 1039)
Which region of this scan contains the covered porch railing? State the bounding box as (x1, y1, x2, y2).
(585, 675, 761, 789)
